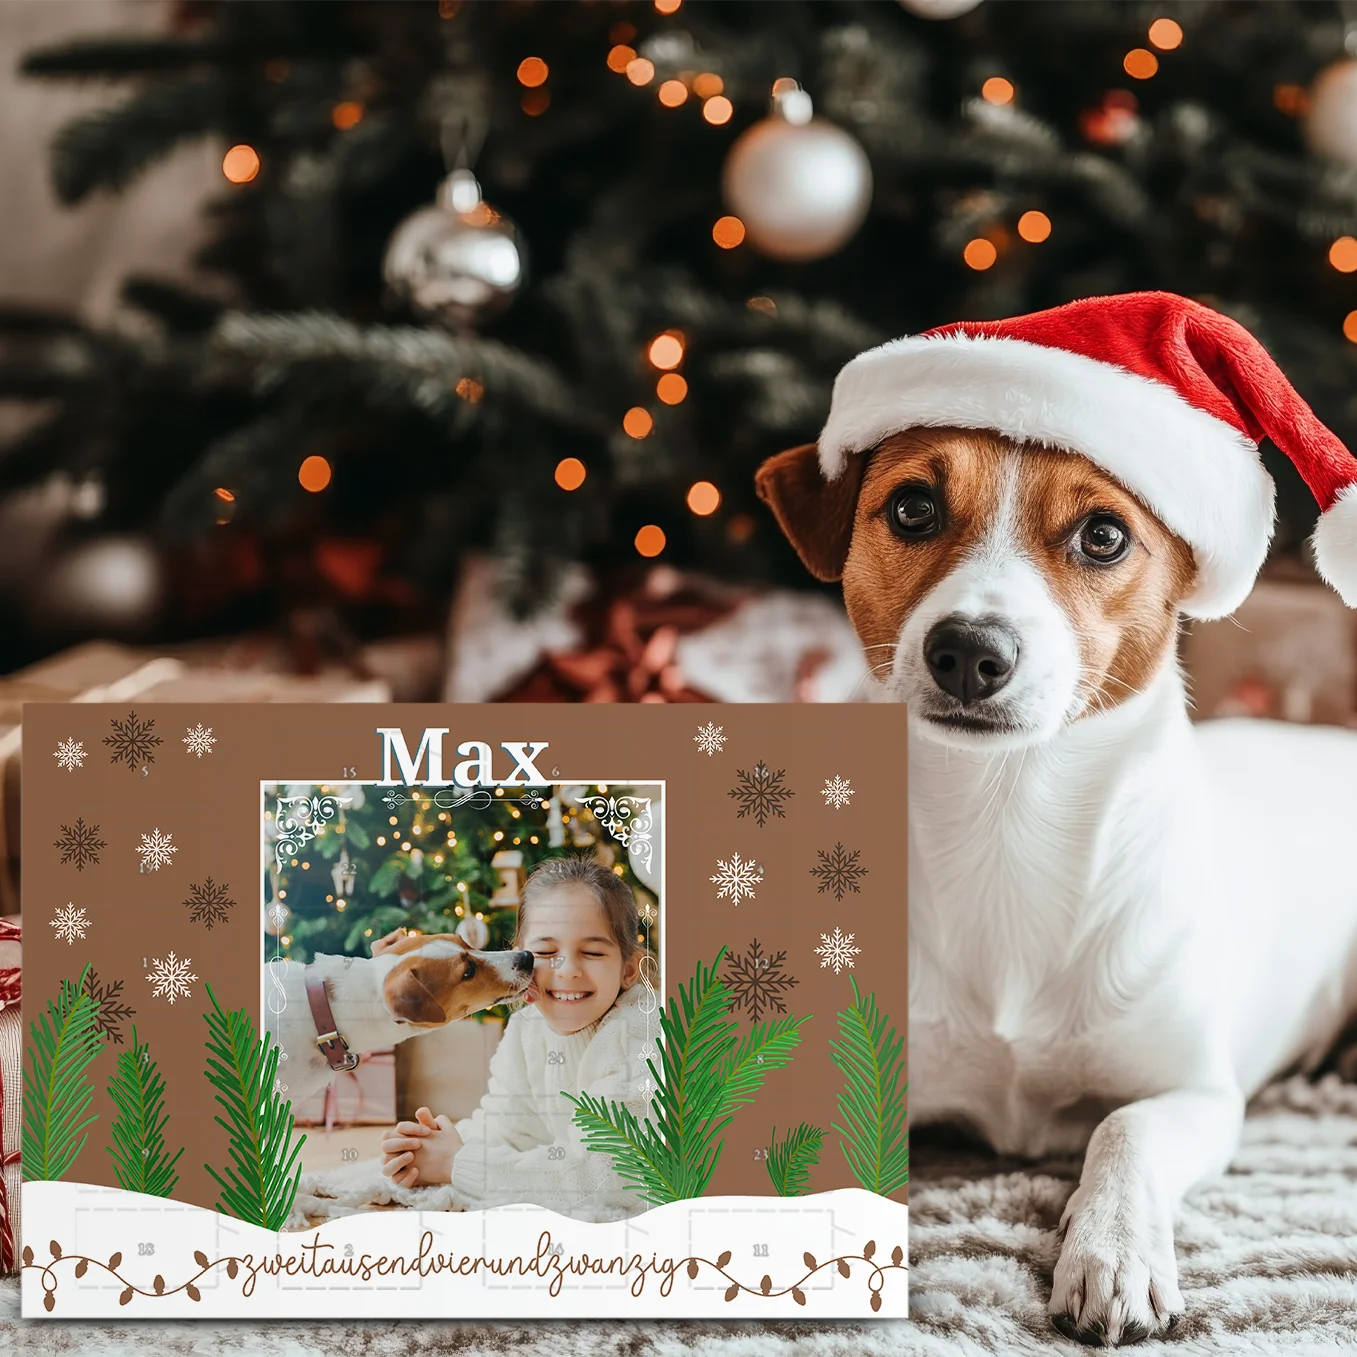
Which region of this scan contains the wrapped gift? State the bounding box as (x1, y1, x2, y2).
(1182, 574, 1356, 725)
(443, 556, 870, 705)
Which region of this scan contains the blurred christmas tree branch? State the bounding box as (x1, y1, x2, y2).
(48, 77, 227, 204)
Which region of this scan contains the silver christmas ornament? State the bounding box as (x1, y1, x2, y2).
(1307, 59, 1357, 168)
(722, 88, 873, 262)
(30, 534, 163, 637)
(382, 168, 525, 328)
(897, 0, 984, 16)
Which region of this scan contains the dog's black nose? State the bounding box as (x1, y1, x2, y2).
(514, 950, 535, 975)
(924, 617, 1019, 704)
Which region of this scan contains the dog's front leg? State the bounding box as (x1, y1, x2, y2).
(1049, 1084, 1244, 1346)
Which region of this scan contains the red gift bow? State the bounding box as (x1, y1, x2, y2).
(0, 918, 20, 1274)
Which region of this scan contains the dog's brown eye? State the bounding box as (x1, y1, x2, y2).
(888, 486, 941, 540)
(1077, 514, 1130, 564)
(462, 962, 475, 981)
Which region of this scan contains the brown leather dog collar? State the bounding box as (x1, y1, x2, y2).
(304, 967, 360, 1073)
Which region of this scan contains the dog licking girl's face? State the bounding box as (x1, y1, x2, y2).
(758, 428, 1197, 748)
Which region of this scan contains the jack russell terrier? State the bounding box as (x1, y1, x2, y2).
(269, 931, 535, 1105)
(757, 292, 1357, 1345)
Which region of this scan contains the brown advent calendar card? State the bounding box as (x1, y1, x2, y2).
(21, 704, 907, 1318)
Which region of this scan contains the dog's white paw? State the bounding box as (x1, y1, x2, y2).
(1049, 1179, 1184, 1346)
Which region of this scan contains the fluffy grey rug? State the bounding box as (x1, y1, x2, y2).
(3, 1074, 1355, 1354)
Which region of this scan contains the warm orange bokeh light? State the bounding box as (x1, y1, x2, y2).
(626, 57, 655, 86)
(1124, 48, 1159, 80)
(1274, 83, 1309, 117)
(1148, 18, 1183, 50)
(1331, 237, 1357, 273)
(963, 238, 998, 270)
(1344, 311, 1357, 343)
(214, 487, 235, 502)
(298, 455, 332, 492)
(648, 332, 684, 369)
(332, 101, 363, 130)
(554, 457, 586, 491)
(656, 373, 688, 404)
(712, 215, 745, 248)
(222, 144, 261, 184)
(692, 72, 724, 99)
(455, 377, 485, 403)
(687, 481, 720, 516)
(517, 57, 549, 88)
(655, 0, 682, 12)
(521, 91, 549, 116)
(1017, 210, 1052, 243)
(703, 95, 733, 125)
(607, 45, 637, 73)
(658, 79, 688, 107)
(981, 77, 1014, 105)
(771, 76, 799, 96)
(634, 525, 667, 557)
(623, 407, 654, 438)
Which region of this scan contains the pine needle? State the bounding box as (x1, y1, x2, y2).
(22, 965, 103, 1181)
(106, 1028, 184, 1197)
(766, 1123, 825, 1197)
(829, 977, 909, 1196)
(567, 949, 808, 1202)
(202, 984, 305, 1229)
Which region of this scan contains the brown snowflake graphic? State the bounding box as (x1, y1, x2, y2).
(54, 817, 105, 871)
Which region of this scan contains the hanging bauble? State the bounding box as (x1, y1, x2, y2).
(28, 534, 163, 638)
(897, 0, 983, 16)
(1306, 59, 1357, 168)
(722, 87, 872, 262)
(456, 913, 490, 949)
(331, 848, 357, 899)
(382, 167, 525, 328)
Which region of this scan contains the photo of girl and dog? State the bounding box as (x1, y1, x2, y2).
(262, 781, 661, 1225)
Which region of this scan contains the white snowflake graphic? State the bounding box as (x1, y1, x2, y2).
(694, 721, 727, 757)
(821, 775, 854, 810)
(50, 902, 90, 945)
(53, 738, 87, 772)
(182, 723, 217, 758)
(137, 827, 177, 872)
(710, 851, 763, 905)
(145, 951, 199, 1005)
(815, 927, 861, 975)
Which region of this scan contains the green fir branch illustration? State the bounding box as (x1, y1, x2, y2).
(202, 983, 305, 1229)
(106, 1028, 184, 1196)
(567, 948, 809, 1203)
(829, 977, 909, 1196)
(766, 1123, 825, 1197)
(22, 965, 103, 1181)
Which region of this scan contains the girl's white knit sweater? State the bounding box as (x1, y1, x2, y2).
(450, 982, 654, 1221)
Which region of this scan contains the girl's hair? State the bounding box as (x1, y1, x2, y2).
(516, 856, 641, 961)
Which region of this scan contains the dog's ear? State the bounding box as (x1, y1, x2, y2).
(380, 930, 465, 957)
(755, 442, 865, 582)
(383, 958, 451, 1026)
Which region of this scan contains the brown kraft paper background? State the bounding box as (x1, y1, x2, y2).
(23, 703, 908, 1210)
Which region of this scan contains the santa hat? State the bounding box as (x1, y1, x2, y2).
(817, 291, 1357, 619)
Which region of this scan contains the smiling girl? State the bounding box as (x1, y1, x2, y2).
(379, 856, 655, 1220)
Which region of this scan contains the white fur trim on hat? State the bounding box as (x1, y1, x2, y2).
(1312, 482, 1357, 608)
(817, 332, 1276, 619)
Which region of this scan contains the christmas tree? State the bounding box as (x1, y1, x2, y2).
(7, 1, 1356, 665)
(266, 782, 659, 992)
